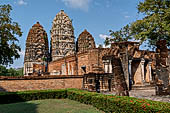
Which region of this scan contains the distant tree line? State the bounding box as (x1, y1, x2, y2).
(0, 65, 23, 76)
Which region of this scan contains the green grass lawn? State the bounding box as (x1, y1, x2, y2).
(0, 99, 104, 113)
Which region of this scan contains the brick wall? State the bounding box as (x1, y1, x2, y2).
(48, 55, 77, 75)
(48, 48, 107, 76)
(0, 76, 83, 92)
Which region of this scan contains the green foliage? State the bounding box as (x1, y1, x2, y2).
(67, 89, 170, 113)
(130, 0, 170, 48)
(0, 65, 23, 76)
(104, 25, 132, 46)
(98, 44, 103, 48)
(0, 89, 67, 104)
(0, 65, 8, 75)
(7, 68, 19, 76)
(0, 4, 22, 65)
(16, 68, 24, 76)
(0, 89, 170, 113)
(106, 0, 170, 48)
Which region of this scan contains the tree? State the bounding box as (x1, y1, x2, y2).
(0, 65, 8, 75)
(130, 0, 170, 48)
(98, 44, 103, 48)
(104, 24, 133, 46)
(105, 0, 170, 49)
(0, 4, 22, 65)
(7, 68, 19, 76)
(0, 65, 23, 76)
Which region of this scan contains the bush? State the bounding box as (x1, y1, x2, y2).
(66, 89, 170, 113)
(0, 88, 170, 113)
(0, 89, 67, 104)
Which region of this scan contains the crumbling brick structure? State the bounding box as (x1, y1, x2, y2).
(48, 41, 156, 95)
(110, 42, 156, 89)
(77, 29, 96, 53)
(155, 40, 170, 95)
(23, 10, 170, 95)
(24, 22, 49, 76)
(83, 57, 129, 96)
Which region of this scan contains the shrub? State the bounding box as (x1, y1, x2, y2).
(0, 88, 170, 113)
(0, 89, 67, 104)
(67, 89, 170, 113)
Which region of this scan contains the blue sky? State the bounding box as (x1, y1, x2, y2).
(0, 0, 143, 68)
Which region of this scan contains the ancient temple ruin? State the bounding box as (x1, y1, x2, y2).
(77, 29, 96, 52)
(50, 10, 75, 61)
(24, 22, 49, 76)
(23, 10, 170, 95)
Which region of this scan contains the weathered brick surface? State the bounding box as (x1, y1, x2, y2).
(48, 48, 107, 76)
(77, 29, 96, 52)
(0, 76, 83, 92)
(48, 55, 77, 75)
(24, 22, 49, 76)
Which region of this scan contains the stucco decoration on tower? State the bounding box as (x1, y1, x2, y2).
(24, 22, 49, 76)
(77, 29, 96, 52)
(51, 10, 75, 61)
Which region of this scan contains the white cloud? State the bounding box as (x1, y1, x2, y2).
(17, 0, 27, 5)
(61, 0, 91, 11)
(124, 15, 130, 19)
(99, 34, 111, 40)
(98, 34, 112, 48)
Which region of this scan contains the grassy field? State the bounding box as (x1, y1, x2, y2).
(0, 99, 104, 113)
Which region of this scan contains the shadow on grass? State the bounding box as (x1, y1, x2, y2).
(0, 86, 38, 113)
(0, 101, 38, 113)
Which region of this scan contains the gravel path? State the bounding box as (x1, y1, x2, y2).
(103, 89, 170, 103)
(129, 89, 170, 103)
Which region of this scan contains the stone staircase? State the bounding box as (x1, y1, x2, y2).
(131, 84, 156, 90)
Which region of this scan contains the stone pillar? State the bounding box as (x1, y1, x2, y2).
(109, 60, 112, 73)
(68, 63, 70, 75)
(24, 63, 26, 75)
(128, 60, 132, 89)
(103, 60, 109, 73)
(148, 61, 152, 82)
(141, 58, 145, 84)
(61, 64, 66, 75)
(105, 64, 108, 73)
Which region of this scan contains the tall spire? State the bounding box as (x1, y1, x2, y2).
(77, 29, 96, 52)
(24, 22, 49, 75)
(51, 10, 75, 61)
